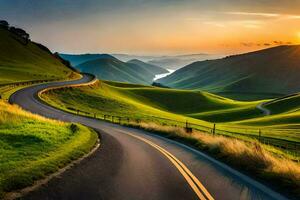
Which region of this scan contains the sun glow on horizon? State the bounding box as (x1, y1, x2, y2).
(4, 1, 300, 54)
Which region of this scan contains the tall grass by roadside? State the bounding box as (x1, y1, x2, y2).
(0, 100, 98, 198)
(130, 122, 300, 198)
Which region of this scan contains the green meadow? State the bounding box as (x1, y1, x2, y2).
(0, 100, 97, 197)
(41, 80, 300, 154)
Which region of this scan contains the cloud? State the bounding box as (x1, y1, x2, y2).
(225, 12, 280, 18)
(202, 21, 225, 28)
(286, 15, 300, 19)
(225, 12, 300, 21)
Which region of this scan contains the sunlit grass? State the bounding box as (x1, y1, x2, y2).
(41, 80, 300, 143)
(0, 100, 98, 197)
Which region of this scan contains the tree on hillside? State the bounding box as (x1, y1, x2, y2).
(0, 20, 9, 29)
(9, 27, 30, 44)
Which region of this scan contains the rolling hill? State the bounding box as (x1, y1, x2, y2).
(263, 93, 300, 115)
(41, 79, 300, 143)
(0, 27, 75, 85)
(157, 45, 300, 100)
(76, 56, 168, 84)
(41, 79, 262, 126)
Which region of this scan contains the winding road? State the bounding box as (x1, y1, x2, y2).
(9, 74, 289, 200)
(257, 102, 271, 116)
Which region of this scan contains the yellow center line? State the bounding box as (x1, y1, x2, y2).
(118, 130, 214, 200)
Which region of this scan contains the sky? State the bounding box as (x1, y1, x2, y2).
(1, 0, 300, 55)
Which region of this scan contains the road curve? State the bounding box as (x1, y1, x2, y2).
(9, 74, 289, 200)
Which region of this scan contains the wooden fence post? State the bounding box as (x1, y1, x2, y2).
(213, 124, 216, 135)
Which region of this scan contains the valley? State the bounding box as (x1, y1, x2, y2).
(1, 7, 300, 199)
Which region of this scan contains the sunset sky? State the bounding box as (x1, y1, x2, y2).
(1, 0, 300, 55)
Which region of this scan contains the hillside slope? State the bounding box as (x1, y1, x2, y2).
(157, 45, 300, 99)
(0, 28, 75, 85)
(127, 59, 168, 75)
(263, 93, 300, 115)
(76, 57, 167, 84)
(42, 79, 261, 125)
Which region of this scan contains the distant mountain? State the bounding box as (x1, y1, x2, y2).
(157, 45, 300, 99)
(127, 59, 168, 75)
(59, 53, 114, 66)
(147, 54, 223, 70)
(112, 54, 158, 62)
(76, 56, 168, 84)
(60, 53, 222, 70)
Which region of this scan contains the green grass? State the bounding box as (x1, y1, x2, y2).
(0, 100, 98, 197)
(188, 105, 262, 122)
(42, 80, 260, 124)
(228, 93, 300, 133)
(0, 28, 75, 85)
(41, 80, 300, 153)
(264, 93, 300, 115)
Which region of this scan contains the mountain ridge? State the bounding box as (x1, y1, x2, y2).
(76, 57, 167, 84)
(157, 45, 300, 99)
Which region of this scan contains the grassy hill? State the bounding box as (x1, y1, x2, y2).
(41, 80, 300, 198)
(0, 100, 97, 197)
(0, 28, 76, 85)
(41, 80, 264, 128)
(263, 93, 300, 115)
(231, 93, 300, 128)
(41, 79, 300, 145)
(76, 56, 168, 85)
(157, 45, 300, 100)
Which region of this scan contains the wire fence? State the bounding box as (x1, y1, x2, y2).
(0, 79, 61, 99)
(68, 108, 300, 158)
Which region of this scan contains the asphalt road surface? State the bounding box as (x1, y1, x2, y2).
(10, 74, 289, 200)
